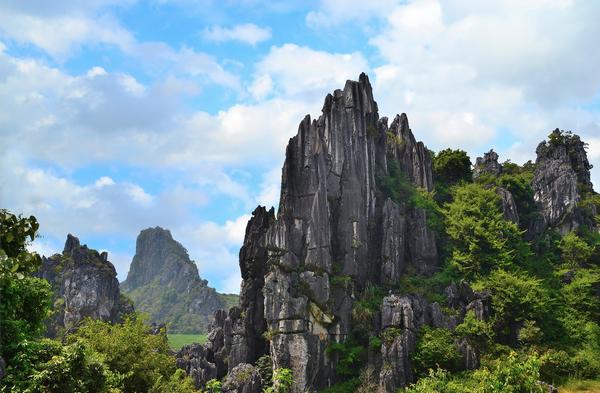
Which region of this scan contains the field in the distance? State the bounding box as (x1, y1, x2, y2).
(167, 334, 207, 350)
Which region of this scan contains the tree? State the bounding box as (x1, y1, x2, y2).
(0, 209, 42, 279)
(0, 209, 52, 361)
(2, 339, 114, 393)
(433, 149, 473, 186)
(474, 269, 549, 342)
(557, 232, 594, 267)
(69, 316, 176, 392)
(411, 327, 461, 376)
(444, 183, 531, 278)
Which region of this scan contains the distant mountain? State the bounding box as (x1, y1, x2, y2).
(121, 227, 236, 333)
(37, 234, 134, 337)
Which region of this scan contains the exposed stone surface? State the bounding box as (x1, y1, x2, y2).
(176, 74, 547, 392)
(260, 73, 440, 392)
(121, 227, 227, 333)
(377, 291, 484, 391)
(37, 234, 131, 337)
(222, 363, 263, 393)
(176, 344, 217, 389)
(176, 207, 274, 388)
(474, 150, 503, 179)
(497, 187, 519, 224)
(531, 130, 596, 235)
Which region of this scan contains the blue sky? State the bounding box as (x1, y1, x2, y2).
(1, 0, 600, 293)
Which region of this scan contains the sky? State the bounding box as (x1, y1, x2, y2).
(1, 0, 600, 294)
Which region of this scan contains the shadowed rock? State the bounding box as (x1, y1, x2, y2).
(37, 234, 132, 337)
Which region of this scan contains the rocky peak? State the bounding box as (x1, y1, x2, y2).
(122, 226, 198, 291)
(37, 235, 131, 337)
(474, 149, 502, 179)
(176, 74, 466, 392)
(121, 227, 226, 333)
(63, 233, 80, 254)
(531, 129, 596, 235)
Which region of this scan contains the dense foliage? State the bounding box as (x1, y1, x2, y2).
(330, 133, 600, 392)
(432, 149, 473, 186)
(2, 128, 600, 392)
(0, 209, 196, 393)
(444, 183, 531, 278)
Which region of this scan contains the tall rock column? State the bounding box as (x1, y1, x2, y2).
(531, 130, 596, 235)
(263, 73, 439, 392)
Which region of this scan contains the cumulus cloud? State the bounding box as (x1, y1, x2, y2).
(203, 23, 272, 45)
(0, 2, 135, 58)
(252, 44, 370, 101)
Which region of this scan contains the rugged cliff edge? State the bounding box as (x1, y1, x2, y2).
(176, 74, 599, 393)
(121, 227, 229, 333)
(37, 234, 133, 337)
(177, 74, 450, 392)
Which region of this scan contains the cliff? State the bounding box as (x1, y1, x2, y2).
(37, 234, 133, 337)
(175, 74, 599, 393)
(121, 227, 228, 333)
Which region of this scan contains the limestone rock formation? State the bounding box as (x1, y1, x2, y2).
(497, 187, 520, 224)
(175, 76, 599, 393)
(531, 130, 596, 235)
(222, 363, 263, 393)
(473, 149, 503, 179)
(121, 227, 228, 333)
(37, 234, 132, 337)
(261, 72, 440, 392)
(177, 74, 447, 392)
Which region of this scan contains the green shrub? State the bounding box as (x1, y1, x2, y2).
(325, 341, 364, 377)
(2, 339, 114, 393)
(454, 310, 494, 350)
(411, 327, 461, 377)
(473, 269, 549, 341)
(444, 183, 531, 278)
(206, 378, 222, 393)
(321, 378, 360, 393)
(382, 327, 402, 345)
(558, 232, 594, 268)
(69, 315, 175, 393)
(377, 160, 415, 205)
(150, 369, 197, 393)
(263, 368, 293, 393)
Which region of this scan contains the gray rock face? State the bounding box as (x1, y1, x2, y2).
(176, 208, 274, 389)
(261, 73, 439, 392)
(222, 363, 263, 393)
(531, 130, 595, 235)
(176, 343, 218, 389)
(497, 187, 519, 224)
(177, 74, 500, 392)
(37, 234, 130, 337)
(377, 291, 484, 392)
(474, 149, 503, 179)
(121, 227, 226, 333)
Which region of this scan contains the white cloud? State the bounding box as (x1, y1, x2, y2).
(306, 0, 399, 27)
(255, 166, 281, 209)
(249, 74, 273, 100)
(0, 7, 135, 58)
(203, 23, 272, 45)
(252, 44, 370, 100)
(356, 0, 600, 158)
(220, 273, 242, 294)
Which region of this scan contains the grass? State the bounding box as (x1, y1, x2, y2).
(560, 380, 600, 393)
(167, 334, 207, 350)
